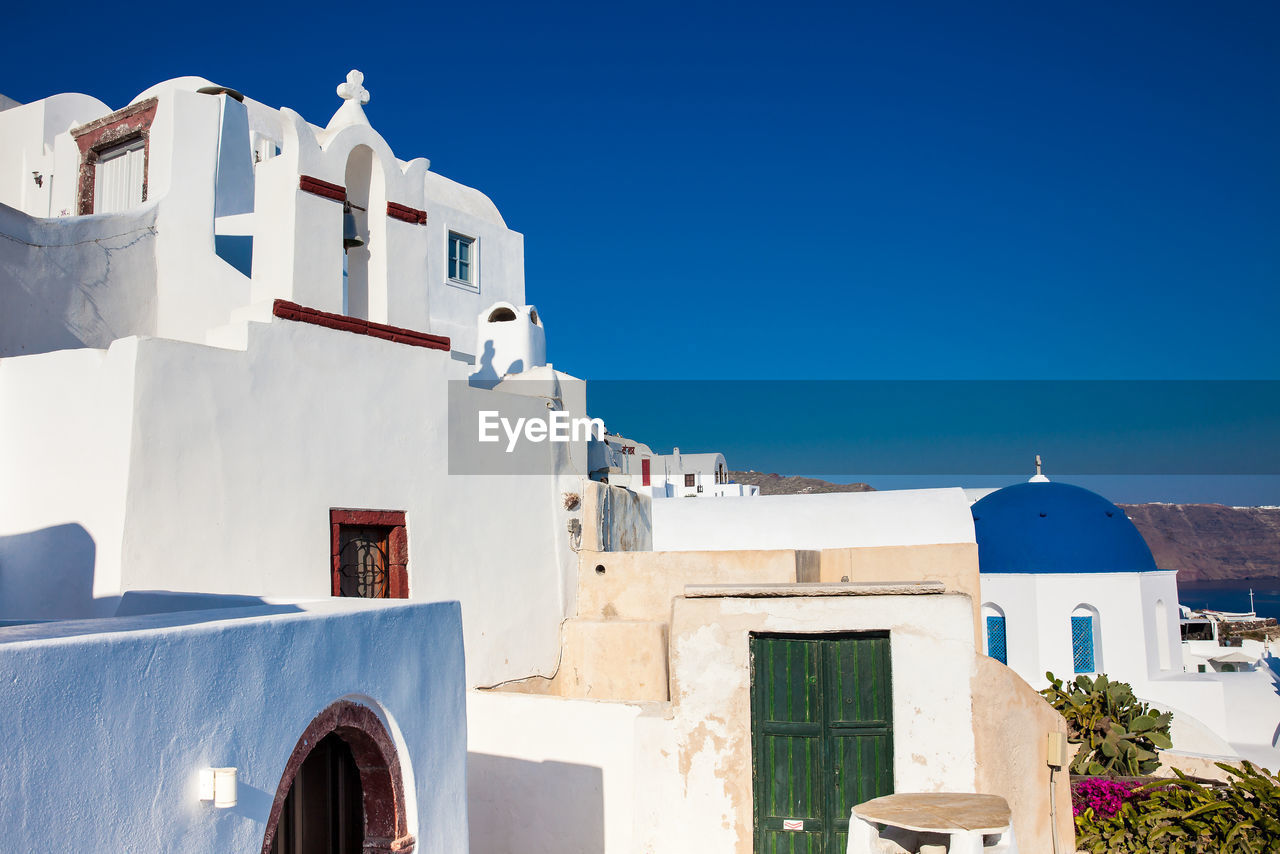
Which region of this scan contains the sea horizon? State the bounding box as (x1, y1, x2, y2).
(1179, 579, 1280, 622)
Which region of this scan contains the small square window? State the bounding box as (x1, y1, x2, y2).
(330, 509, 408, 599)
(448, 231, 476, 286)
(684, 474, 696, 488)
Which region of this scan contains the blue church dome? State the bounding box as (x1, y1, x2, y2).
(972, 481, 1158, 574)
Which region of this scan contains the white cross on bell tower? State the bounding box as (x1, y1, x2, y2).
(325, 69, 373, 134)
(337, 70, 370, 105)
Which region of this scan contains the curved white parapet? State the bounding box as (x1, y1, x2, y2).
(472, 301, 547, 384)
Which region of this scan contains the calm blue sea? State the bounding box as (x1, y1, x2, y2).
(1178, 580, 1280, 622)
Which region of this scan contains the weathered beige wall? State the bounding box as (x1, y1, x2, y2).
(636, 591, 980, 854)
(503, 549, 808, 701)
(971, 655, 1074, 854)
(553, 619, 670, 701)
(580, 481, 652, 552)
(577, 549, 809, 622)
(820, 543, 981, 643)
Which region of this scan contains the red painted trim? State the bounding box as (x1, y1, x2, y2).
(273, 300, 450, 351)
(72, 98, 159, 215)
(331, 509, 406, 528)
(261, 701, 415, 854)
(387, 201, 428, 225)
(330, 509, 409, 600)
(299, 174, 346, 202)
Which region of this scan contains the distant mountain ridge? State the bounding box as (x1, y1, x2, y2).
(729, 472, 1279, 582)
(728, 471, 874, 495)
(1118, 503, 1280, 582)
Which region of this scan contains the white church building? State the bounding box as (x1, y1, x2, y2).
(973, 474, 1280, 771)
(0, 70, 584, 854)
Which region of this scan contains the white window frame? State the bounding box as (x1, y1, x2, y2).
(447, 230, 479, 291)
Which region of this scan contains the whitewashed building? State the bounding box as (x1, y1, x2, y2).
(2, 73, 1074, 854)
(0, 71, 584, 853)
(597, 435, 757, 498)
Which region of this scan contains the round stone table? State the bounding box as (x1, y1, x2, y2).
(849, 793, 1013, 854)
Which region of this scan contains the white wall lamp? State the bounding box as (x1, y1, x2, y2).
(198, 767, 238, 808)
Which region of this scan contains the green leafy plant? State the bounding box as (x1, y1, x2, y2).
(1074, 762, 1280, 853)
(1040, 672, 1173, 776)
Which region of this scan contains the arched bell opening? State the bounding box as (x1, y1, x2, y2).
(262, 700, 414, 854)
(342, 145, 387, 321)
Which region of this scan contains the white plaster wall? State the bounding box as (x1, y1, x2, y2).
(148, 89, 252, 343)
(0, 341, 139, 617)
(0, 599, 467, 853)
(426, 194, 525, 354)
(112, 318, 573, 686)
(250, 134, 345, 313)
(467, 691, 649, 854)
(0, 202, 159, 356)
(1139, 571, 1182, 677)
(978, 574, 1041, 679)
(652, 488, 976, 551)
(1130, 676, 1230, 742)
(0, 92, 109, 216)
(1134, 668, 1280, 770)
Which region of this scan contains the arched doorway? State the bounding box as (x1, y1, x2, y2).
(262, 700, 414, 854)
(269, 733, 362, 853)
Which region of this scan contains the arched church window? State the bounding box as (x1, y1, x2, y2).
(1155, 599, 1170, 670)
(1071, 605, 1102, 673)
(982, 604, 1007, 664)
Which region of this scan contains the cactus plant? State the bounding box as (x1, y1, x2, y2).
(1040, 672, 1173, 776)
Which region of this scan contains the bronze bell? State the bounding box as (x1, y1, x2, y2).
(342, 202, 364, 250)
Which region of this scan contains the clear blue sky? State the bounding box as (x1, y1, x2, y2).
(6, 1, 1278, 500)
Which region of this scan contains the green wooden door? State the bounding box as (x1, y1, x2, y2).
(751, 633, 893, 854)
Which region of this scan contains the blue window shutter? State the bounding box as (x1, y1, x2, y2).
(986, 616, 1007, 664)
(1072, 616, 1095, 673)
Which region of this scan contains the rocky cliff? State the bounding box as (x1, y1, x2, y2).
(1118, 504, 1280, 582)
